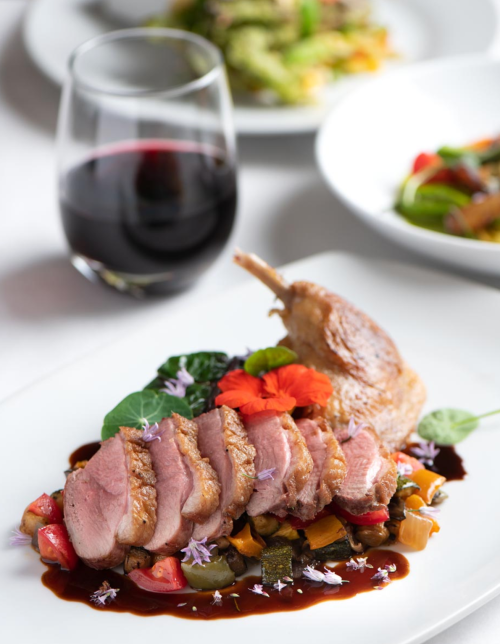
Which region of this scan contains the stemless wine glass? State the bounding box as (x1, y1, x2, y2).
(57, 28, 237, 295)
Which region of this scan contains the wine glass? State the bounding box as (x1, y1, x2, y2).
(57, 28, 237, 295)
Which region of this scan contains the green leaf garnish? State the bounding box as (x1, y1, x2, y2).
(300, 0, 320, 37)
(396, 476, 420, 493)
(158, 352, 229, 383)
(418, 407, 500, 445)
(244, 347, 298, 377)
(102, 390, 192, 441)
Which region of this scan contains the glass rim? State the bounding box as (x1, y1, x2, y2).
(67, 27, 225, 99)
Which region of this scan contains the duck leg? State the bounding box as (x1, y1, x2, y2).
(233, 249, 293, 308)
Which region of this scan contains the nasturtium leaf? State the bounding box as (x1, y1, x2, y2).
(418, 408, 478, 445)
(101, 390, 192, 441)
(143, 376, 164, 391)
(244, 347, 298, 377)
(158, 352, 229, 383)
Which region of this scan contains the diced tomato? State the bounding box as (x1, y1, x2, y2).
(38, 524, 79, 570)
(329, 502, 389, 526)
(128, 557, 187, 593)
(28, 494, 63, 524)
(287, 508, 331, 530)
(390, 451, 424, 472)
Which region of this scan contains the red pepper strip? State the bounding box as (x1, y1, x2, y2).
(128, 557, 187, 593)
(28, 494, 63, 524)
(38, 524, 79, 570)
(328, 501, 389, 526)
(412, 152, 455, 184)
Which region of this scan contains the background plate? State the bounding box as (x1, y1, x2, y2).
(23, 0, 500, 135)
(316, 55, 500, 276)
(1, 252, 500, 643)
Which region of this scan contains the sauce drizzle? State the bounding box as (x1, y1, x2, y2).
(42, 550, 409, 620)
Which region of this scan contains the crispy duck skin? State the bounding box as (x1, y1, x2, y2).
(234, 250, 426, 452)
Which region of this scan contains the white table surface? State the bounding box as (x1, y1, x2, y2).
(1, 2, 500, 640)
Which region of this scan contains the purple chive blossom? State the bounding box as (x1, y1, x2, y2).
(250, 584, 269, 597)
(323, 569, 345, 586)
(303, 566, 347, 585)
(303, 566, 326, 582)
(211, 590, 223, 606)
(90, 581, 119, 606)
(396, 461, 413, 478)
(177, 603, 187, 607)
(274, 580, 286, 592)
(416, 506, 441, 519)
(141, 419, 163, 442)
(283, 576, 293, 583)
(385, 563, 397, 573)
(9, 528, 32, 547)
(411, 440, 440, 467)
(371, 568, 390, 584)
(161, 366, 195, 398)
(341, 417, 369, 443)
(243, 467, 277, 481)
(346, 557, 372, 572)
(180, 537, 216, 566)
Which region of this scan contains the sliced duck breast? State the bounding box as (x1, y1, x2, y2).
(193, 406, 256, 541)
(144, 413, 220, 554)
(64, 428, 156, 570)
(293, 417, 346, 521)
(333, 424, 397, 515)
(245, 412, 313, 517)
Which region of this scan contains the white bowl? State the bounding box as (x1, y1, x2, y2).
(316, 55, 500, 276)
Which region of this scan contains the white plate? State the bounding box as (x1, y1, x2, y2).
(23, 0, 500, 135)
(2, 251, 500, 643)
(316, 55, 500, 276)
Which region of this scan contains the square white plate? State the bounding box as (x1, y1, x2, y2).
(2, 252, 500, 643)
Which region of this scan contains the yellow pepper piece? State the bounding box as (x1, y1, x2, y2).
(409, 469, 446, 504)
(304, 515, 346, 551)
(273, 521, 300, 541)
(405, 494, 440, 534)
(227, 523, 266, 559)
(398, 511, 433, 551)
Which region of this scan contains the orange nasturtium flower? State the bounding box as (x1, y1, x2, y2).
(215, 364, 333, 416)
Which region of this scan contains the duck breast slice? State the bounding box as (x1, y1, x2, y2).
(64, 428, 156, 569)
(192, 406, 256, 541)
(293, 417, 346, 521)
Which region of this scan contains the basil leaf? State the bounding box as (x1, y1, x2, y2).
(158, 352, 229, 382)
(244, 347, 298, 377)
(418, 408, 478, 445)
(102, 390, 192, 441)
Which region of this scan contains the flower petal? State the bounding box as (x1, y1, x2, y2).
(218, 370, 264, 396)
(263, 364, 333, 407)
(215, 390, 260, 409)
(240, 396, 296, 416)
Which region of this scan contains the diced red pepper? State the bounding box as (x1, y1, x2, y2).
(390, 451, 424, 472)
(38, 524, 79, 570)
(28, 494, 63, 524)
(329, 502, 389, 526)
(128, 557, 187, 593)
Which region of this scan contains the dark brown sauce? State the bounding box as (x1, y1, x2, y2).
(42, 549, 409, 619)
(404, 443, 466, 481)
(69, 441, 100, 468)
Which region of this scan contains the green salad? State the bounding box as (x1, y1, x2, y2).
(149, 0, 392, 104)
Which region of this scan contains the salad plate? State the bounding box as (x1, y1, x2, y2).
(23, 0, 500, 135)
(2, 251, 500, 643)
(316, 55, 500, 276)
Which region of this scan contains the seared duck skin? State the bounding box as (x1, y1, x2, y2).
(234, 250, 426, 452)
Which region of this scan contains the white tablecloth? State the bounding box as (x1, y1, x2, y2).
(1, 3, 499, 640)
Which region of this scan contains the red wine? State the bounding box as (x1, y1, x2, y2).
(60, 141, 237, 292)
